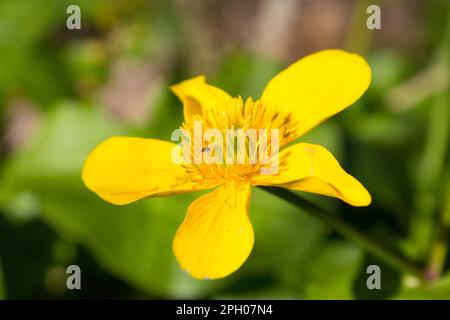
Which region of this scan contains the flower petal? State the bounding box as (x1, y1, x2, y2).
(170, 76, 232, 123)
(82, 137, 213, 205)
(252, 143, 371, 206)
(173, 182, 253, 280)
(261, 49, 371, 138)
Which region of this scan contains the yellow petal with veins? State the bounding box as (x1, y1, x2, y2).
(82, 137, 215, 205)
(261, 49, 371, 138)
(252, 143, 371, 207)
(173, 182, 253, 280)
(170, 76, 233, 123)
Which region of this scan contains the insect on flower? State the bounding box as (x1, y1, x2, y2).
(82, 49, 372, 280)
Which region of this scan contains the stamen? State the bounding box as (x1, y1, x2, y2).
(181, 97, 298, 183)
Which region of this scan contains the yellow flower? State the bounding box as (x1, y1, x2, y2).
(82, 49, 372, 280)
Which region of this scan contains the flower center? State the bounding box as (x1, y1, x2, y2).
(181, 97, 298, 183)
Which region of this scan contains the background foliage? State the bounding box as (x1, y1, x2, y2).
(0, 0, 448, 299)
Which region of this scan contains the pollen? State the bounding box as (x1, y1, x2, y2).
(181, 97, 298, 183)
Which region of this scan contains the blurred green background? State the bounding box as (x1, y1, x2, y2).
(0, 0, 449, 299)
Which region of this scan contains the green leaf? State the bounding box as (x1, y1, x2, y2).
(213, 51, 282, 98)
(396, 274, 450, 299)
(303, 242, 364, 299)
(0, 103, 224, 297)
(38, 178, 222, 297)
(249, 188, 326, 291)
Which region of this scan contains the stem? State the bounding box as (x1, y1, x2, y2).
(427, 178, 450, 280)
(416, 13, 450, 280)
(261, 186, 425, 280)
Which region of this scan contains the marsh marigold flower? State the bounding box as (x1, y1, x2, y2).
(82, 49, 372, 280)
